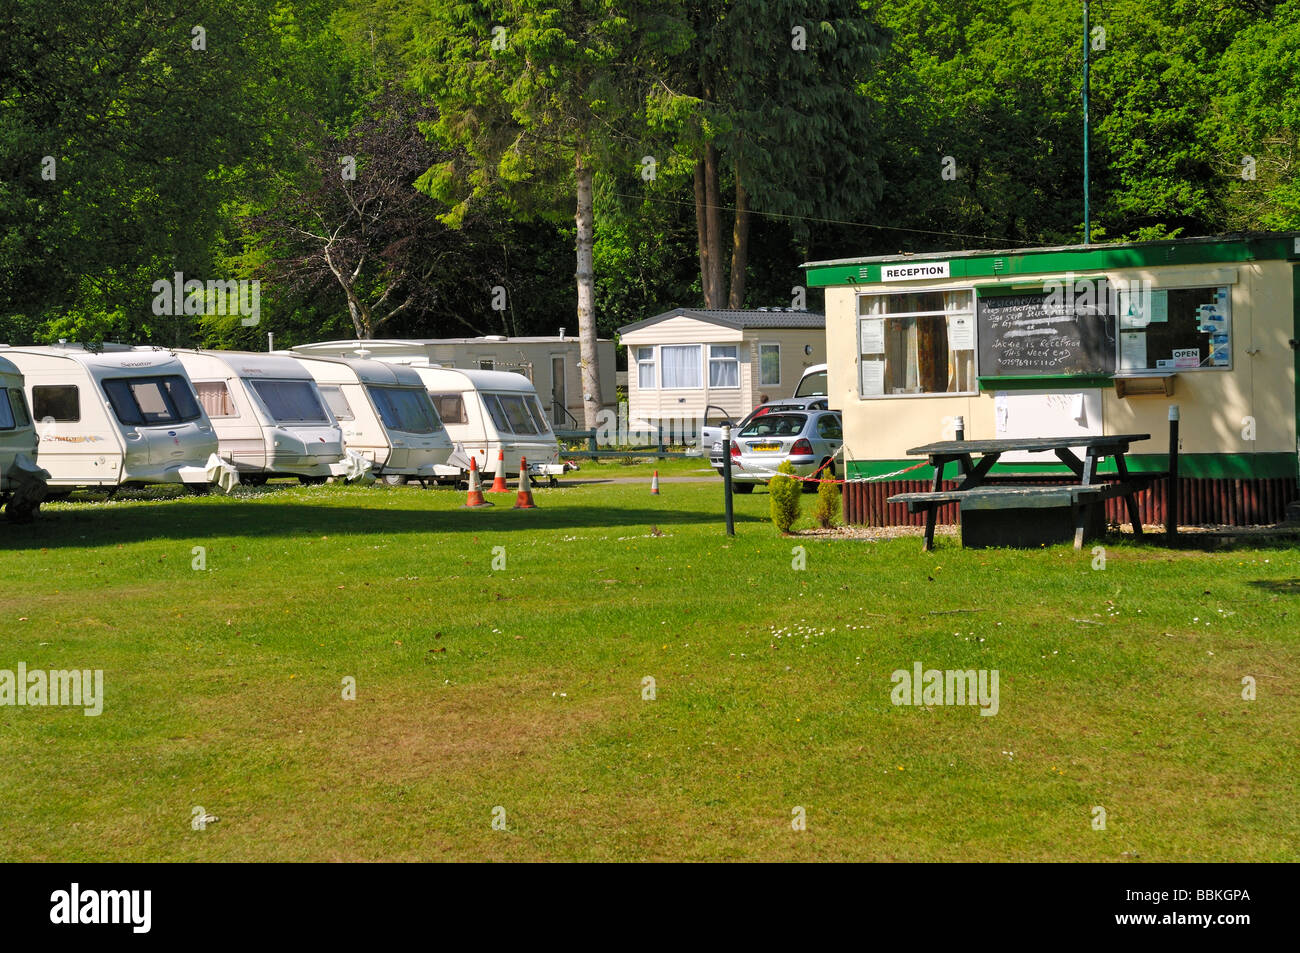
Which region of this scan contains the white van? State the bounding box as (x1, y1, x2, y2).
(794, 363, 828, 398)
(287, 354, 452, 481)
(172, 349, 349, 484)
(407, 366, 567, 483)
(1, 344, 224, 492)
(0, 355, 48, 521)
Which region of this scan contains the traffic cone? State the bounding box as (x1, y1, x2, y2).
(463, 457, 493, 507)
(650, 469, 660, 495)
(513, 457, 537, 509)
(489, 449, 509, 493)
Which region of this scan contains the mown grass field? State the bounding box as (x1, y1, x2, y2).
(1, 460, 1296, 861)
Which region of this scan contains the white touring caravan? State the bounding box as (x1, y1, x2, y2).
(0, 344, 227, 493)
(171, 349, 353, 484)
(0, 355, 49, 521)
(405, 365, 567, 484)
(286, 354, 452, 482)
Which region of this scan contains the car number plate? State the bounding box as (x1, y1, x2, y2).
(750, 442, 781, 452)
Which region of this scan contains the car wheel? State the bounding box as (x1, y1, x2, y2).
(732, 482, 754, 494)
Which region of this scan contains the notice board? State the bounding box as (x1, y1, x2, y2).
(977, 287, 1116, 378)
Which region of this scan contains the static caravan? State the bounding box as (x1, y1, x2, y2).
(406, 365, 565, 482)
(0, 355, 48, 521)
(172, 349, 349, 483)
(803, 232, 1300, 527)
(287, 354, 452, 480)
(617, 308, 827, 437)
(0, 345, 224, 492)
(292, 335, 617, 427)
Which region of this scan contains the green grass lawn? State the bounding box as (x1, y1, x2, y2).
(1, 468, 1296, 861)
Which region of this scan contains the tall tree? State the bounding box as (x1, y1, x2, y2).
(648, 0, 886, 308)
(409, 0, 690, 428)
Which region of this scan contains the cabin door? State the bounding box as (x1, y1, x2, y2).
(551, 356, 567, 426)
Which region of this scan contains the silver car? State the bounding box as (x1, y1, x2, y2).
(727, 410, 842, 493)
(706, 398, 831, 473)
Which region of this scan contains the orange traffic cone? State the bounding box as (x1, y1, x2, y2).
(463, 457, 493, 507)
(489, 449, 509, 493)
(513, 457, 537, 509)
(650, 469, 660, 495)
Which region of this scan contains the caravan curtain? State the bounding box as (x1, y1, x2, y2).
(660, 345, 701, 388)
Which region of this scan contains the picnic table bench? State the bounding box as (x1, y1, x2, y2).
(887, 434, 1159, 550)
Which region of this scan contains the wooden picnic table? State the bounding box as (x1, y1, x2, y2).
(895, 434, 1154, 550)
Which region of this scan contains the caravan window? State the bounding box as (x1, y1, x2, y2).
(194, 381, 236, 417)
(0, 388, 30, 430)
(249, 379, 330, 423)
(368, 386, 441, 434)
(498, 394, 540, 434)
(428, 394, 468, 425)
(102, 376, 202, 426)
(319, 385, 353, 421)
(32, 385, 80, 422)
(526, 395, 551, 433)
(482, 394, 510, 432)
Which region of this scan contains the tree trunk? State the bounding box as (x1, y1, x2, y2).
(574, 152, 602, 430)
(693, 158, 713, 308)
(704, 143, 724, 308)
(728, 166, 750, 309)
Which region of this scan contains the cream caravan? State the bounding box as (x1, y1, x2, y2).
(405, 366, 567, 484)
(1, 345, 224, 492)
(286, 354, 452, 480)
(0, 355, 48, 521)
(171, 349, 351, 484)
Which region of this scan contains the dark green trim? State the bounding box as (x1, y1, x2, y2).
(805, 234, 1300, 288)
(977, 375, 1114, 390)
(848, 452, 1299, 482)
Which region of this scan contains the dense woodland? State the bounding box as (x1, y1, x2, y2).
(3, 1, 1298, 376)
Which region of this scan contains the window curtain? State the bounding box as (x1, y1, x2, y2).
(944, 291, 974, 392)
(661, 345, 701, 388)
(709, 346, 739, 387)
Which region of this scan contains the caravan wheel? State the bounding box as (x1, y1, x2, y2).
(381, 474, 408, 487)
(298, 475, 328, 486)
(184, 483, 212, 496)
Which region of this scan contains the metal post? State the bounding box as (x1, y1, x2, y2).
(954, 415, 965, 442)
(1083, 0, 1091, 244)
(721, 424, 735, 536)
(1167, 404, 1180, 540)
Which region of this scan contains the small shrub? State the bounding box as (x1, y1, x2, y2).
(769, 460, 801, 533)
(813, 477, 841, 528)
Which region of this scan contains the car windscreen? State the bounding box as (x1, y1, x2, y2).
(102, 375, 202, 426)
(738, 413, 807, 438)
(248, 379, 331, 424)
(0, 387, 29, 430)
(368, 385, 442, 434)
(794, 370, 827, 397)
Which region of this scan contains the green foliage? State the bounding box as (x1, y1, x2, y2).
(813, 477, 841, 529)
(769, 460, 801, 534)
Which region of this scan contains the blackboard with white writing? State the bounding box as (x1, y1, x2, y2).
(977, 289, 1116, 378)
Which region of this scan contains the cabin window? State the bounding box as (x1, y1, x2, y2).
(636, 347, 656, 389)
(478, 359, 495, 371)
(194, 382, 236, 418)
(0, 388, 30, 430)
(1117, 285, 1231, 371)
(857, 290, 976, 397)
(661, 345, 702, 389)
(319, 385, 354, 421)
(429, 394, 468, 425)
(368, 386, 441, 434)
(102, 376, 202, 426)
(759, 344, 781, 386)
(708, 345, 740, 388)
(249, 380, 330, 423)
(32, 384, 80, 422)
